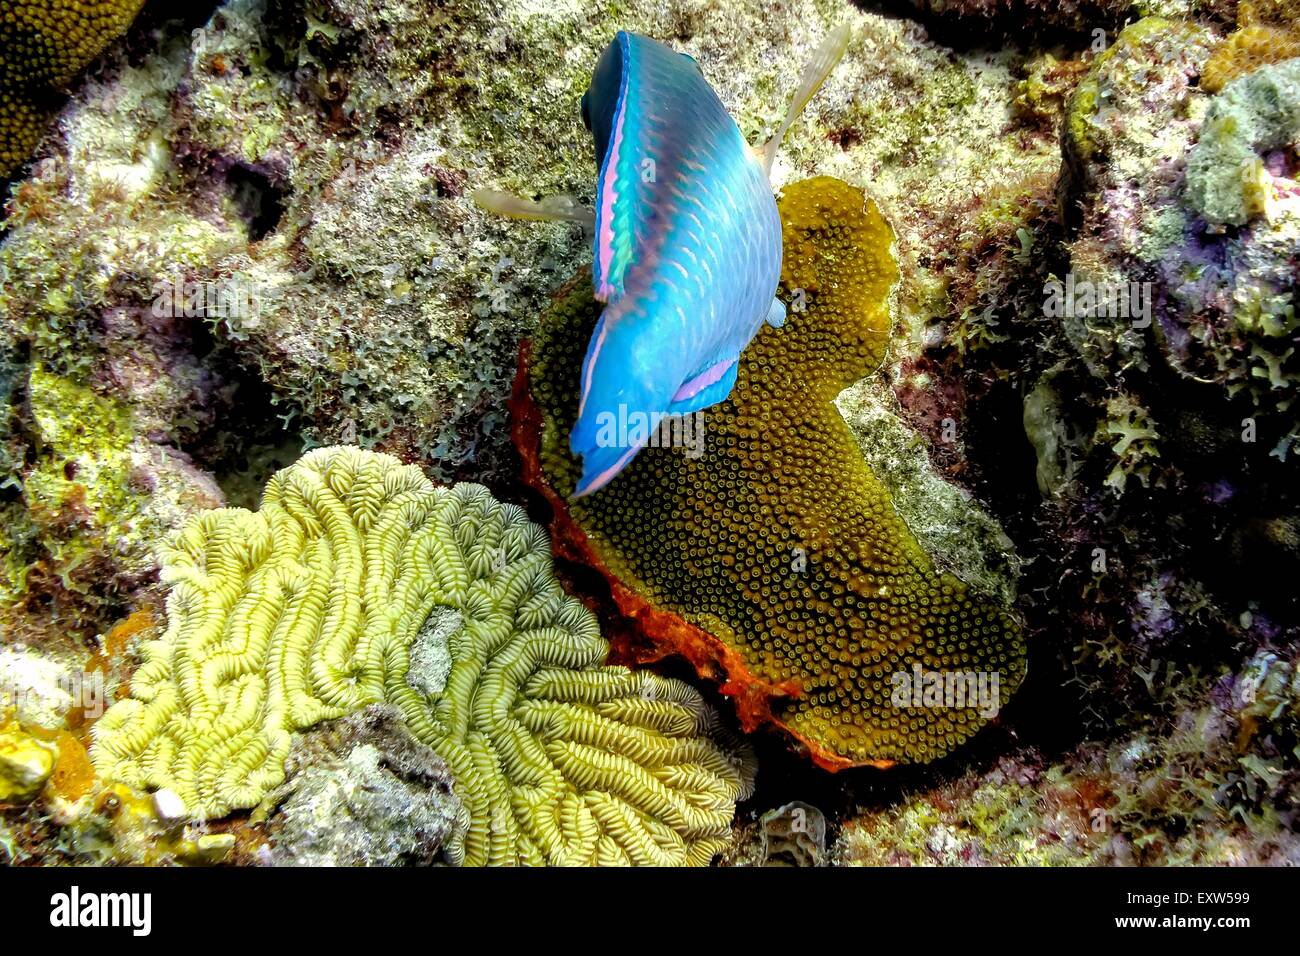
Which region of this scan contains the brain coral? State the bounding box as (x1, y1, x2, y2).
(91, 446, 754, 866)
(0, 0, 146, 177)
(516, 177, 1026, 770)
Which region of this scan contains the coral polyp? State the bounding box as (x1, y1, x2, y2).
(91, 446, 754, 866)
(1201, 1, 1300, 94)
(518, 177, 1027, 770)
(0, 0, 147, 177)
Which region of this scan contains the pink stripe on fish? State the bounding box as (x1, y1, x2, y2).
(673, 358, 734, 402)
(579, 439, 646, 497)
(596, 90, 630, 300)
(578, 316, 611, 420)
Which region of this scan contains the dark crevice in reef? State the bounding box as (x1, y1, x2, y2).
(263, 0, 363, 74)
(0, 341, 33, 506)
(225, 162, 288, 242)
(953, 381, 1080, 758)
(211, 430, 307, 512)
(1146, 377, 1300, 616)
(741, 707, 1031, 825)
(963, 380, 1045, 531)
(169, 125, 294, 241)
(850, 0, 1178, 53)
(132, 0, 226, 40)
(165, 73, 294, 238)
(966, 376, 1087, 758)
(956, 331, 1300, 760)
(182, 333, 305, 511)
(137, 311, 304, 510)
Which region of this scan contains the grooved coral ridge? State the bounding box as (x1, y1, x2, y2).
(90, 446, 753, 866)
(515, 177, 1027, 771)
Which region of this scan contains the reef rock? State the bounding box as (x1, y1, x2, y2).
(266, 705, 461, 867)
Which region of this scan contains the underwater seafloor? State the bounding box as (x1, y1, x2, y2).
(1, 0, 1298, 868)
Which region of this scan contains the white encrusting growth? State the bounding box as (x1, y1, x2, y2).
(471, 188, 596, 228)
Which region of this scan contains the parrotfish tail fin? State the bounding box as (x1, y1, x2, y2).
(589, 33, 654, 303)
(471, 188, 596, 229)
(760, 22, 853, 176)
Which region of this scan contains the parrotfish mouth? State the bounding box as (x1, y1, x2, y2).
(572, 436, 649, 498)
(570, 386, 717, 497)
(569, 379, 670, 496)
(571, 407, 697, 498)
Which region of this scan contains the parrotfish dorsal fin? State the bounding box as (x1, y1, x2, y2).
(471, 188, 596, 228)
(760, 22, 853, 177)
(588, 32, 650, 304)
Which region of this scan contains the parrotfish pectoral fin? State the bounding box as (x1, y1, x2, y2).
(765, 297, 787, 329)
(760, 22, 853, 176)
(471, 188, 596, 228)
(669, 357, 738, 415)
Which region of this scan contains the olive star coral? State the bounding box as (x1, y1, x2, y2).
(1201, 2, 1300, 94)
(0, 0, 146, 177)
(516, 177, 1027, 770)
(90, 446, 753, 866)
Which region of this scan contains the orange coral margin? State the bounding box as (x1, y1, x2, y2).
(510, 340, 894, 774)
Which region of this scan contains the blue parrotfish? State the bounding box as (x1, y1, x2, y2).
(475, 25, 851, 496)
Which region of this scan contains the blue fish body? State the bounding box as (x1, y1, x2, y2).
(570, 32, 784, 496)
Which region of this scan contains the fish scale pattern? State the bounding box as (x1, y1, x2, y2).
(595, 33, 779, 337)
(574, 33, 785, 494)
(91, 446, 754, 866)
